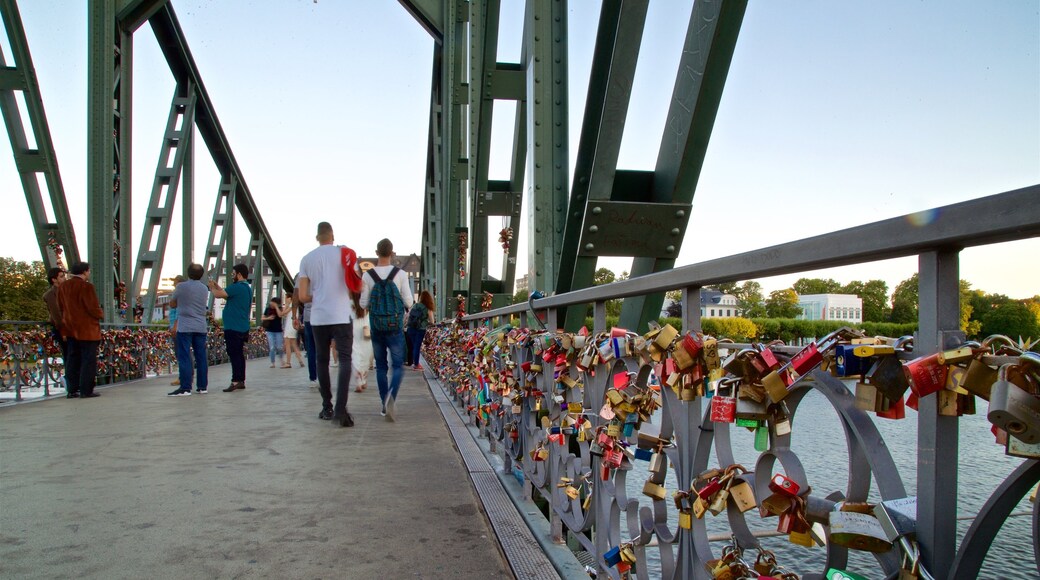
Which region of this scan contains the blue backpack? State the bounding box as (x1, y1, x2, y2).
(367, 267, 405, 333)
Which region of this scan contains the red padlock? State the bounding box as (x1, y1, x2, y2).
(709, 389, 736, 423)
(790, 343, 823, 376)
(768, 473, 800, 497)
(904, 353, 947, 398)
(752, 347, 780, 375)
(877, 394, 907, 419)
(681, 334, 703, 358)
(696, 477, 723, 500)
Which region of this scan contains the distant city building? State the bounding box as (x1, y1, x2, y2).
(515, 274, 529, 294)
(797, 293, 862, 323)
(659, 289, 743, 318)
(358, 253, 421, 296)
(700, 289, 741, 318)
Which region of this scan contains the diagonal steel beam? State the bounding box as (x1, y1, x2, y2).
(116, 0, 167, 32)
(397, 0, 444, 43)
(620, 0, 747, 330)
(0, 0, 81, 270)
(130, 82, 196, 322)
(147, 4, 292, 295)
(557, 0, 648, 330)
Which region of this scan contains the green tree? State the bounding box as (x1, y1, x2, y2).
(765, 289, 801, 318)
(593, 267, 616, 286)
(592, 268, 623, 318)
(980, 301, 1040, 341)
(712, 282, 739, 296)
(512, 289, 529, 304)
(841, 279, 889, 322)
(890, 274, 919, 323)
(664, 289, 682, 318)
(733, 281, 766, 318)
(792, 278, 842, 295)
(0, 258, 50, 322)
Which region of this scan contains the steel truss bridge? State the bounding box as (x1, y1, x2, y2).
(2, 1, 1039, 578)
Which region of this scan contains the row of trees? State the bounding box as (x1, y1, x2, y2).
(511, 269, 1040, 341)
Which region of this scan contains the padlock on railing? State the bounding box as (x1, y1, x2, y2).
(710, 379, 737, 423)
(828, 502, 893, 553)
(987, 360, 1040, 444)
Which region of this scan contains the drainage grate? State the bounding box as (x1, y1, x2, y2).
(427, 376, 562, 580)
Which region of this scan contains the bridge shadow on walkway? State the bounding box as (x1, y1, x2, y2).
(0, 358, 512, 579)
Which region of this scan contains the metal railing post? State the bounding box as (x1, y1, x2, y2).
(916, 250, 962, 577)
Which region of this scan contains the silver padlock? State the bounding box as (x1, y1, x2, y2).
(987, 364, 1040, 444)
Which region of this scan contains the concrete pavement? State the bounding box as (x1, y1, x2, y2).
(0, 357, 512, 579)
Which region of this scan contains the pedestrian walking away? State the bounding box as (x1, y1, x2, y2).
(360, 238, 413, 422)
(298, 222, 362, 427)
(168, 264, 211, 396)
(406, 289, 435, 371)
(209, 263, 252, 392)
(56, 262, 103, 398)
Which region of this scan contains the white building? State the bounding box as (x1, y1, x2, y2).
(797, 293, 863, 323)
(700, 289, 741, 318)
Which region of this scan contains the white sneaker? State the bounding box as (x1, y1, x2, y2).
(331, 362, 339, 367)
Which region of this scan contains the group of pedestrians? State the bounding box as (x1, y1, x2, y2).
(167, 263, 253, 395)
(297, 223, 423, 427)
(43, 262, 103, 398)
(41, 221, 431, 431)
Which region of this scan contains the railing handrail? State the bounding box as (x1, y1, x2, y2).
(465, 184, 1040, 321)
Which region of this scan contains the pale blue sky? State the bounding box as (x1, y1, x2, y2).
(2, 0, 1038, 300)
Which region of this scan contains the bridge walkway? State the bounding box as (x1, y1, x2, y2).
(0, 357, 534, 579)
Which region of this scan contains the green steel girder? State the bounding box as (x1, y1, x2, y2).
(619, 0, 747, 331)
(525, 0, 569, 298)
(87, 0, 119, 321)
(0, 0, 81, 270)
(86, 0, 295, 321)
(557, 0, 648, 331)
(130, 82, 197, 322)
(397, 0, 444, 43)
(203, 174, 235, 314)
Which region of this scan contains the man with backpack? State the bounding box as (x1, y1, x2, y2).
(359, 238, 413, 421)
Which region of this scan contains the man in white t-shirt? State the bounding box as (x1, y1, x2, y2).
(359, 238, 413, 422)
(298, 222, 355, 427)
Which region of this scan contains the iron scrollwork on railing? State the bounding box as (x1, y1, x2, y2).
(423, 322, 1040, 579)
(0, 322, 270, 401)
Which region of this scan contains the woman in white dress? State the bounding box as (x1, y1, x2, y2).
(280, 295, 305, 368)
(351, 294, 373, 392)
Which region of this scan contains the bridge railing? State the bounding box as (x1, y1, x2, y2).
(0, 322, 270, 402)
(423, 186, 1040, 580)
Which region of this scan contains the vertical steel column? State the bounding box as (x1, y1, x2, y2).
(524, 0, 568, 294)
(682, 286, 701, 333)
(116, 24, 133, 316)
(88, 0, 118, 320)
(445, 0, 468, 313)
(182, 124, 193, 270)
(916, 249, 961, 577)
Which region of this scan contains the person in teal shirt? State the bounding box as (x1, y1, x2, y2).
(209, 263, 252, 391)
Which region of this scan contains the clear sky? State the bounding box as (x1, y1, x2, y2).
(2, 0, 1038, 301)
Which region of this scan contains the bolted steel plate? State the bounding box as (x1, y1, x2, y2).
(577, 201, 693, 257)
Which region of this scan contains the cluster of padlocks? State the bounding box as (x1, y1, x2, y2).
(0, 326, 271, 390)
(421, 320, 1039, 579)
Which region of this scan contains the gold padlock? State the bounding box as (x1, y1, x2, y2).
(678, 510, 692, 529)
(565, 485, 580, 500)
(692, 496, 709, 519)
(642, 480, 667, 501)
(939, 346, 976, 365)
(729, 480, 757, 513)
(962, 358, 998, 400)
(937, 389, 960, 416)
(788, 529, 815, 547)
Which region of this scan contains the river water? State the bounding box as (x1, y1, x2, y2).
(622, 384, 1039, 579)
